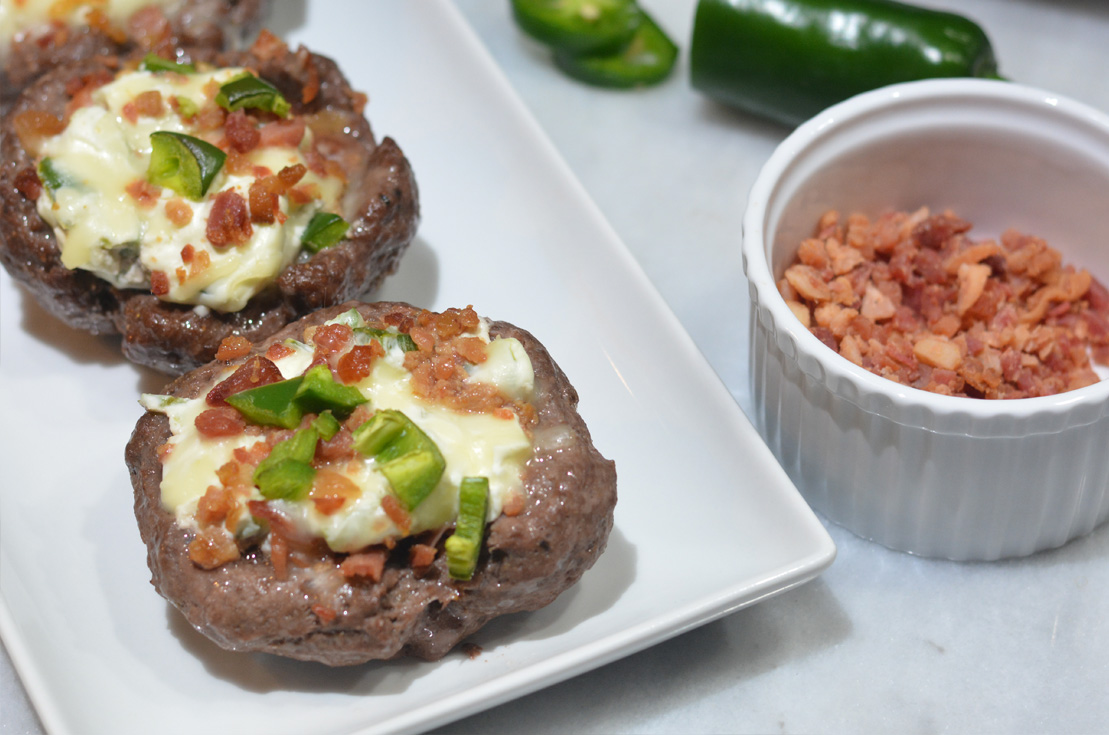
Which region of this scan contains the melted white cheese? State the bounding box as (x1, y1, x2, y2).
(144, 317, 535, 552)
(35, 67, 343, 312)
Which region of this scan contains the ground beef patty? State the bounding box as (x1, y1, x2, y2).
(1, 0, 270, 113)
(126, 301, 618, 665)
(0, 36, 419, 374)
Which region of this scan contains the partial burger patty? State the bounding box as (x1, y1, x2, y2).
(1, 0, 270, 113)
(0, 37, 419, 374)
(126, 301, 618, 665)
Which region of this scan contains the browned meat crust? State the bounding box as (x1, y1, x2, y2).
(1, 0, 270, 112)
(0, 42, 419, 374)
(126, 301, 618, 665)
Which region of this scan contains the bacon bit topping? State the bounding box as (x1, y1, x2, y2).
(340, 549, 387, 581)
(315, 427, 355, 463)
(13, 110, 65, 152)
(266, 342, 296, 362)
(175, 266, 187, 284)
(196, 483, 238, 527)
(294, 46, 321, 104)
(783, 208, 1109, 398)
(502, 492, 526, 517)
(150, 270, 170, 295)
(125, 178, 161, 208)
(248, 164, 305, 224)
(124, 90, 164, 123)
(156, 441, 174, 463)
(311, 604, 337, 623)
(195, 406, 247, 438)
(214, 335, 253, 361)
(380, 494, 411, 534)
(13, 167, 42, 201)
(188, 526, 240, 569)
(206, 189, 253, 247)
(258, 117, 306, 148)
(268, 530, 289, 579)
(250, 29, 289, 61)
(232, 441, 272, 469)
(193, 104, 226, 132)
(309, 469, 360, 515)
(312, 323, 353, 355)
(287, 184, 317, 205)
(127, 6, 171, 51)
(85, 7, 128, 43)
(336, 342, 384, 384)
(409, 543, 437, 573)
(165, 198, 193, 227)
(206, 355, 284, 406)
(401, 306, 530, 418)
(224, 109, 261, 153)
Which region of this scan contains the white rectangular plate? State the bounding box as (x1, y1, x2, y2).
(0, 2, 835, 733)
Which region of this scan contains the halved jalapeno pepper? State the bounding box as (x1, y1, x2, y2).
(511, 0, 641, 55)
(147, 131, 226, 200)
(553, 8, 677, 88)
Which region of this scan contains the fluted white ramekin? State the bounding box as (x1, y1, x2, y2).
(742, 79, 1109, 561)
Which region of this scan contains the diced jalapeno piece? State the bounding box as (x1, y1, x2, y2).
(173, 95, 199, 119)
(301, 212, 350, 253)
(147, 131, 226, 200)
(215, 73, 291, 117)
(294, 364, 367, 417)
(139, 53, 196, 74)
(355, 326, 418, 353)
(312, 410, 341, 442)
(38, 158, 76, 195)
(225, 375, 305, 429)
(445, 477, 489, 581)
(352, 409, 446, 511)
(253, 426, 319, 500)
(378, 449, 444, 512)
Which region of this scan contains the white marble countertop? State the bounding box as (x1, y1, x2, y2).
(4, 1, 1109, 732)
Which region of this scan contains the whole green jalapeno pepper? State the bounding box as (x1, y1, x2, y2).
(690, 0, 1003, 127)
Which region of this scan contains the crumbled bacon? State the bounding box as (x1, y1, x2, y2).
(258, 117, 306, 148)
(195, 406, 246, 437)
(188, 526, 240, 569)
(339, 549, 387, 581)
(248, 164, 305, 224)
(13, 167, 42, 201)
(309, 469, 360, 515)
(215, 335, 253, 361)
(206, 355, 284, 406)
(206, 189, 253, 246)
(165, 198, 193, 227)
(336, 342, 384, 384)
(125, 179, 161, 208)
(311, 604, 337, 623)
(312, 323, 353, 355)
(192, 104, 226, 132)
(150, 270, 170, 295)
(123, 90, 164, 122)
(266, 342, 296, 362)
(85, 7, 128, 43)
(409, 543, 437, 572)
(250, 29, 289, 61)
(12, 110, 65, 152)
(127, 6, 171, 50)
(224, 109, 260, 153)
(380, 494, 411, 534)
(782, 208, 1109, 398)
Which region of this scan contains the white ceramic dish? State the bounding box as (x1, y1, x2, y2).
(0, 2, 835, 733)
(743, 78, 1109, 562)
